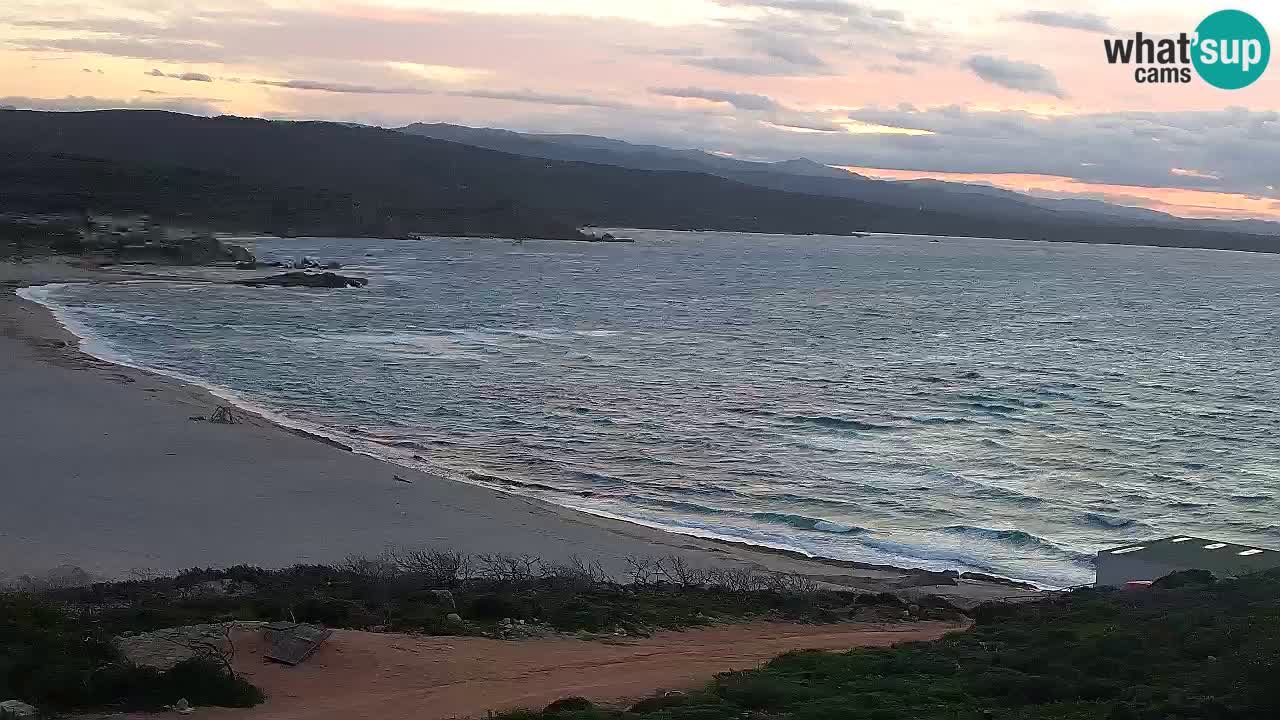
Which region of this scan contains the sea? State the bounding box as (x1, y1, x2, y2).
(22, 230, 1280, 588)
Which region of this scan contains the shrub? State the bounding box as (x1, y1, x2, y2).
(713, 672, 816, 709)
(628, 693, 716, 714)
(468, 592, 529, 621)
(544, 696, 593, 713)
(1152, 569, 1216, 589)
(0, 594, 262, 712)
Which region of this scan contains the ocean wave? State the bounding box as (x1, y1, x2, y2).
(783, 375, 846, 385)
(958, 394, 1046, 409)
(18, 284, 143, 367)
(464, 470, 576, 495)
(567, 469, 629, 487)
(313, 327, 595, 352)
(942, 525, 1052, 548)
(778, 414, 898, 431)
(744, 492, 863, 509)
(1079, 512, 1143, 529)
(970, 485, 1045, 505)
(1230, 494, 1272, 503)
(962, 401, 1024, 415)
(299, 331, 485, 359)
(942, 525, 1080, 563)
(632, 497, 866, 535)
(751, 512, 866, 534)
(900, 415, 976, 426)
(851, 535, 1092, 586)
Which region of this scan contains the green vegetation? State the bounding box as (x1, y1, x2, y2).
(0, 219, 83, 259)
(3, 550, 944, 713)
(27, 551, 951, 640)
(18, 555, 1278, 718)
(0, 593, 262, 712)
(493, 569, 1280, 720)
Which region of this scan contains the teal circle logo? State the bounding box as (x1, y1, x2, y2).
(1193, 10, 1270, 89)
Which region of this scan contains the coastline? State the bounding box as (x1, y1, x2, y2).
(0, 258, 1039, 604)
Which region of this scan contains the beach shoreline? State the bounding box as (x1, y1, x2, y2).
(0, 257, 1039, 603)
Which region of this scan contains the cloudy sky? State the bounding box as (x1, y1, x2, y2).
(2, 0, 1278, 219)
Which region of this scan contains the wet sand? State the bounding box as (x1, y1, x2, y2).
(0, 258, 1036, 605)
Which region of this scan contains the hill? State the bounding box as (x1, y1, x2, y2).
(0, 109, 1276, 252)
(400, 121, 1280, 239)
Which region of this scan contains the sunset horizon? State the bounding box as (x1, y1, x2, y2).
(2, 0, 1276, 220)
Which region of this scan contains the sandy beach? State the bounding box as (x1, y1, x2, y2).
(0, 258, 1034, 603)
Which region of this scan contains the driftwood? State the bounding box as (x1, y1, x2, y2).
(209, 405, 239, 424)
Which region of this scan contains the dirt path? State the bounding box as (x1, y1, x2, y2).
(181, 622, 961, 720)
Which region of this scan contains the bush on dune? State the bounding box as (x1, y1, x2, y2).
(0, 593, 262, 711)
(492, 569, 1280, 720)
(13, 557, 1280, 718)
(5, 549, 942, 713)
(33, 551, 950, 641)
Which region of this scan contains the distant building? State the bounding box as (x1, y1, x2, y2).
(1096, 536, 1280, 587)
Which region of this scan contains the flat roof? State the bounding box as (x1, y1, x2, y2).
(1099, 536, 1280, 574)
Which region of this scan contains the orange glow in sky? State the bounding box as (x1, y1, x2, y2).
(840, 167, 1280, 222)
(1, 0, 1278, 221)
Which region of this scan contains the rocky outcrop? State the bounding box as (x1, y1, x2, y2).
(223, 243, 254, 263)
(263, 257, 342, 270)
(118, 622, 249, 671)
(236, 272, 367, 288)
(895, 570, 960, 588)
(581, 232, 635, 243)
(0, 701, 37, 720)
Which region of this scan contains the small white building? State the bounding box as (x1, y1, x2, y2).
(1096, 536, 1280, 587)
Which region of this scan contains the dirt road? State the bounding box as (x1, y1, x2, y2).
(187, 621, 962, 720)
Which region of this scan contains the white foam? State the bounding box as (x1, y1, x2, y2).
(814, 520, 859, 533)
(18, 283, 139, 367)
(15, 281, 1066, 589)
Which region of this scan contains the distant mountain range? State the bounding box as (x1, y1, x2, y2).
(0, 108, 1275, 253)
(398, 121, 1280, 238)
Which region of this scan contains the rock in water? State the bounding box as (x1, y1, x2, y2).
(235, 272, 368, 289)
(0, 700, 37, 719)
(223, 244, 255, 263)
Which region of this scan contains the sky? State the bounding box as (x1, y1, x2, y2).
(2, 0, 1278, 220)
